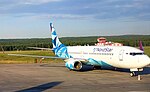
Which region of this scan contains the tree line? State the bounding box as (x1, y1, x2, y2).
(0, 35, 150, 51)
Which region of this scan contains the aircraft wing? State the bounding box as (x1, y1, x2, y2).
(8, 54, 89, 63)
(28, 47, 53, 50)
(8, 54, 67, 59)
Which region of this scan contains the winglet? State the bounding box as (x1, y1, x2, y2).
(50, 23, 53, 32)
(139, 40, 144, 51)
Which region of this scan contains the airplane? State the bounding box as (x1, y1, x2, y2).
(9, 23, 150, 77)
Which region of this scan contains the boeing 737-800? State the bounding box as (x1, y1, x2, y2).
(9, 23, 150, 77)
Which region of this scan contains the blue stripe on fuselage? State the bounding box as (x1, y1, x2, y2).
(87, 58, 113, 68)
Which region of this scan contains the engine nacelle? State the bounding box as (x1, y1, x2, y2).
(65, 60, 82, 70)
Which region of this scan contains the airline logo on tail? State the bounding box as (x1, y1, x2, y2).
(50, 23, 71, 58)
(50, 23, 62, 48)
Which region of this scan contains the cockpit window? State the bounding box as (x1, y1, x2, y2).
(130, 52, 144, 56)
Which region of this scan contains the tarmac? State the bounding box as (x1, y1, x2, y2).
(0, 63, 150, 92)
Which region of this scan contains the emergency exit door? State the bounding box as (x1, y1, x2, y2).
(119, 50, 124, 61)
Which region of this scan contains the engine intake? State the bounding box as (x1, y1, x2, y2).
(74, 61, 82, 70)
(65, 60, 82, 70)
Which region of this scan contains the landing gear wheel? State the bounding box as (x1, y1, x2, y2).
(130, 72, 135, 77)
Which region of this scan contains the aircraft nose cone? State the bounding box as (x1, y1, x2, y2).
(146, 56, 150, 65)
(139, 55, 150, 66)
(148, 58, 150, 65)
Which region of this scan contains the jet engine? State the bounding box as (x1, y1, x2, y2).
(65, 59, 83, 70)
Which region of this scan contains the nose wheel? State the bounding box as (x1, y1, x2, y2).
(130, 72, 142, 80)
(130, 72, 135, 77)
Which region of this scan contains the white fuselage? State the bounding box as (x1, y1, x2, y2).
(66, 46, 150, 69)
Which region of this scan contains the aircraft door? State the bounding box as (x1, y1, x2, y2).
(119, 50, 124, 61)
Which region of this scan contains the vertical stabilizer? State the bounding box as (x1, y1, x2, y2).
(50, 23, 70, 58)
(50, 23, 62, 48)
(139, 40, 144, 51)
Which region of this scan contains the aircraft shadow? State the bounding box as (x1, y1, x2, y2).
(80, 66, 150, 76)
(40, 64, 65, 68)
(16, 81, 63, 92)
(40, 64, 150, 75)
(115, 67, 150, 75)
(101, 66, 150, 76)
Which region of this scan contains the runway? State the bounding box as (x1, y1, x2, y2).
(0, 63, 150, 92)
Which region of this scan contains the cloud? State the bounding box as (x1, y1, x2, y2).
(37, 14, 94, 20)
(20, 0, 62, 5)
(0, 0, 63, 10)
(0, 0, 150, 21)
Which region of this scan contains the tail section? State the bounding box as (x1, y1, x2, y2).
(50, 23, 62, 48)
(139, 40, 144, 51)
(50, 23, 71, 58)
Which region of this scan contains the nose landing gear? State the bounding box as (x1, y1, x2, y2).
(130, 70, 142, 80)
(130, 72, 136, 77)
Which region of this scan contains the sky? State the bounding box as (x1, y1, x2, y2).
(0, 0, 150, 39)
